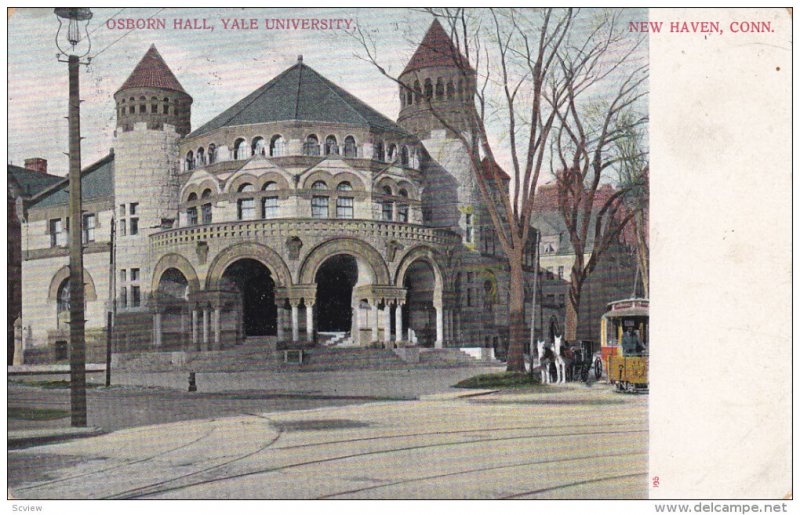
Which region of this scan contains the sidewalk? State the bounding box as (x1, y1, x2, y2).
(8, 426, 104, 450)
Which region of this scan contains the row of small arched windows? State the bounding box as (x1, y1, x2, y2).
(400, 77, 469, 107)
(185, 135, 417, 171)
(119, 96, 173, 117)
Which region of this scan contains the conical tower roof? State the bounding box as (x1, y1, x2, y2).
(402, 19, 471, 75)
(117, 44, 188, 95)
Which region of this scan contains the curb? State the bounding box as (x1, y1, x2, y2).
(8, 427, 105, 450)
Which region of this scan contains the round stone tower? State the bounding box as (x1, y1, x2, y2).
(112, 45, 191, 348)
(397, 19, 476, 140)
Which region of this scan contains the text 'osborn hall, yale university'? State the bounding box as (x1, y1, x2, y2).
(9, 21, 634, 365)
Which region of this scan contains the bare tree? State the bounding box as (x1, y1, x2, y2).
(353, 8, 644, 371)
(550, 21, 648, 339)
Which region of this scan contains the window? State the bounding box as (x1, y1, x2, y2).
(131, 286, 141, 307)
(270, 135, 285, 157)
(304, 135, 320, 156)
(238, 198, 255, 220)
(397, 204, 409, 222)
(374, 141, 385, 162)
(344, 136, 357, 157)
(387, 144, 397, 162)
(185, 151, 194, 171)
(82, 213, 96, 243)
(558, 294, 565, 307)
(202, 204, 212, 224)
(131, 268, 139, 281)
(208, 144, 217, 164)
(465, 213, 474, 244)
(401, 146, 409, 166)
(187, 207, 198, 226)
(201, 188, 212, 200)
(311, 196, 329, 218)
(325, 135, 338, 155)
(234, 138, 248, 160)
(120, 269, 127, 283)
(557, 266, 564, 279)
(151, 97, 158, 113)
(447, 81, 455, 99)
(382, 201, 394, 221)
(130, 203, 138, 216)
(252, 137, 266, 156)
(50, 219, 65, 247)
(163, 97, 169, 114)
(129, 217, 139, 235)
(435, 78, 444, 99)
(262, 197, 278, 219)
(119, 219, 126, 236)
(238, 183, 254, 193)
(311, 180, 327, 191)
(120, 286, 127, 308)
(406, 88, 413, 106)
(196, 148, 205, 166)
(120, 204, 126, 216)
(336, 196, 353, 219)
(424, 78, 433, 100)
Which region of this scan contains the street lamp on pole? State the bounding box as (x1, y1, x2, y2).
(55, 7, 92, 428)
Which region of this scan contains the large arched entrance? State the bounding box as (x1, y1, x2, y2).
(315, 255, 358, 332)
(155, 268, 190, 350)
(221, 259, 276, 336)
(403, 260, 437, 346)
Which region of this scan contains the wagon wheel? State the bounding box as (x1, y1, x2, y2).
(594, 358, 603, 380)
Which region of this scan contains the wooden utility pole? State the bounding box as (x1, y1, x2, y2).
(67, 54, 87, 427)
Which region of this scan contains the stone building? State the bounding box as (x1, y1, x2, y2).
(19, 22, 541, 363)
(8, 159, 63, 364)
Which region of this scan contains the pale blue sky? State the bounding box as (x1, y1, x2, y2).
(8, 7, 647, 178)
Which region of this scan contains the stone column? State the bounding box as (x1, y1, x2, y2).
(370, 303, 379, 342)
(290, 301, 300, 342)
(153, 313, 162, 347)
(214, 307, 221, 350)
(383, 305, 391, 345)
(395, 303, 404, 343)
(192, 309, 199, 351)
(276, 304, 284, 341)
(435, 305, 444, 348)
(305, 300, 314, 342)
(352, 302, 361, 346)
(202, 308, 210, 350)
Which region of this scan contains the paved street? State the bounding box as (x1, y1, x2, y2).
(9, 381, 647, 499)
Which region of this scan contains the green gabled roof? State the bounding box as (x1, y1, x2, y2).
(188, 60, 411, 139)
(8, 165, 63, 197)
(30, 153, 114, 209)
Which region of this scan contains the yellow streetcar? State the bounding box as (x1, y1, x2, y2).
(600, 298, 649, 393)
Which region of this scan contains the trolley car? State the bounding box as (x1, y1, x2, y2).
(600, 298, 649, 393)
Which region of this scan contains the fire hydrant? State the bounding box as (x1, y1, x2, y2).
(188, 371, 197, 392)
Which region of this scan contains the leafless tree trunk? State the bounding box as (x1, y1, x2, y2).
(352, 8, 644, 369)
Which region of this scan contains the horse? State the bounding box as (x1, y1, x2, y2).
(554, 335, 574, 384)
(536, 340, 553, 384)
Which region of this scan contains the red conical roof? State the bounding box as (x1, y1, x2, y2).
(117, 45, 187, 94)
(402, 19, 471, 75)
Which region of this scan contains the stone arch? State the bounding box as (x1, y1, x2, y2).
(206, 242, 292, 290)
(225, 173, 259, 194)
(256, 172, 291, 192)
(375, 176, 398, 195)
(331, 171, 366, 192)
(298, 238, 390, 285)
(151, 253, 201, 294)
(301, 170, 335, 190)
(394, 245, 445, 296)
(47, 266, 97, 302)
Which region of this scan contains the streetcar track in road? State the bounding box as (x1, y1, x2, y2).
(13, 425, 219, 492)
(117, 428, 648, 499)
(102, 414, 284, 500)
(317, 450, 648, 499)
(501, 471, 648, 498)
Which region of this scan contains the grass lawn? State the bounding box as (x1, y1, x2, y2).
(8, 407, 70, 420)
(454, 372, 556, 390)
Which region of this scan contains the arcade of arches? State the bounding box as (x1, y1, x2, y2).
(151, 251, 448, 350)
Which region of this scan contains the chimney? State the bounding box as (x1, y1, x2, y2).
(24, 158, 48, 174)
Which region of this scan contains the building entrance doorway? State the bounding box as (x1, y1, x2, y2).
(221, 259, 276, 336)
(403, 260, 436, 346)
(315, 254, 358, 332)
